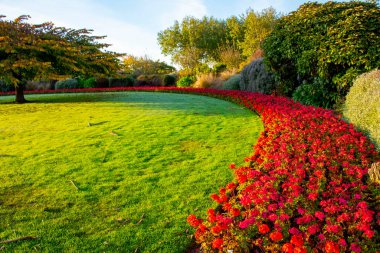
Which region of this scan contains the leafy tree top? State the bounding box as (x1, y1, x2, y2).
(262, 1, 380, 95)
(0, 15, 123, 86)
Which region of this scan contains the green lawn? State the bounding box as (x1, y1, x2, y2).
(0, 92, 263, 252)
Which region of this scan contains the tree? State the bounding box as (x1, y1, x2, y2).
(262, 2, 380, 97)
(157, 16, 227, 74)
(239, 7, 279, 58)
(122, 55, 175, 76)
(0, 15, 122, 103)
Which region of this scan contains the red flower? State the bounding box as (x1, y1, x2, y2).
(282, 243, 294, 253)
(187, 214, 202, 228)
(258, 224, 270, 234)
(230, 208, 240, 217)
(270, 231, 283, 242)
(325, 241, 340, 253)
(229, 163, 236, 169)
(290, 235, 304, 247)
(314, 211, 325, 221)
(211, 225, 222, 234)
(293, 247, 307, 253)
(212, 238, 223, 249)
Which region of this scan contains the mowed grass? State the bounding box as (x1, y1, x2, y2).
(0, 92, 263, 252)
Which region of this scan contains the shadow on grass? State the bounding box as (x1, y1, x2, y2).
(0, 92, 250, 117)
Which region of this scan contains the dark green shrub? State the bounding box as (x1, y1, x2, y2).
(176, 76, 196, 87)
(95, 78, 109, 88)
(262, 1, 380, 98)
(292, 78, 339, 108)
(163, 74, 177, 86)
(0, 80, 14, 92)
(221, 74, 241, 90)
(343, 69, 380, 150)
(83, 77, 97, 88)
(55, 78, 78, 89)
(109, 76, 135, 87)
(239, 58, 277, 94)
(135, 75, 163, 86)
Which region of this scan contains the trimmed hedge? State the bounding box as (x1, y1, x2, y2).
(344, 69, 380, 150)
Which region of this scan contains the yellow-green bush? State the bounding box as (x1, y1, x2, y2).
(343, 69, 380, 150)
(193, 73, 222, 89)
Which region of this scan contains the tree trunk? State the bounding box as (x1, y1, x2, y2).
(15, 82, 27, 103)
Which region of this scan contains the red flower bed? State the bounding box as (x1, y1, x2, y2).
(184, 90, 380, 252)
(2, 87, 379, 251)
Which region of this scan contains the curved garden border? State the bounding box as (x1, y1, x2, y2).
(2, 87, 379, 252)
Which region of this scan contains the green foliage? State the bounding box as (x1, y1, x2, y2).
(343, 69, 380, 150)
(221, 74, 241, 90)
(240, 7, 279, 58)
(163, 74, 177, 86)
(158, 17, 227, 72)
(82, 77, 97, 88)
(55, 78, 79, 89)
(239, 58, 277, 94)
(212, 63, 227, 75)
(0, 80, 14, 92)
(292, 78, 339, 108)
(157, 9, 279, 74)
(0, 91, 262, 252)
(262, 1, 380, 98)
(176, 76, 196, 87)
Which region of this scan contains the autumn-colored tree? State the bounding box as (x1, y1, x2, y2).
(0, 15, 122, 103)
(122, 55, 175, 76)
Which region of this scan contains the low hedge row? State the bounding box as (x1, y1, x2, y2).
(1, 87, 379, 252)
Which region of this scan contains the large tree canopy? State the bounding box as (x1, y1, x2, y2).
(157, 16, 227, 73)
(262, 1, 380, 96)
(0, 15, 122, 103)
(157, 8, 279, 74)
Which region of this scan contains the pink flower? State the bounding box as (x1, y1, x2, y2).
(269, 213, 278, 221)
(314, 211, 325, 221)
(307, 224, 320, 235)
(338, 238, 347, 247)
(268, 203, 278, 212)
(350, 243, 361, 253)
(289, 227, 301, 235)
(280, 213, 290, 221)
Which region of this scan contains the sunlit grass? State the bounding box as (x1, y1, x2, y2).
(0, 92, 263, 252)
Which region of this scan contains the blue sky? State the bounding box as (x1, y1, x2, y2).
(0, 0, 346, 63)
